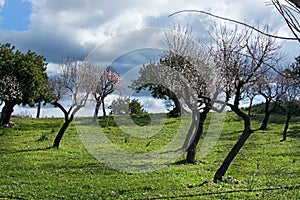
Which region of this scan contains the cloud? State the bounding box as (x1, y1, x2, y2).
(0, 0, 298, 65)
(0, 0, 5, 8)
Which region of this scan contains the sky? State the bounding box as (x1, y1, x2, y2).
(0, 0, 299, 117)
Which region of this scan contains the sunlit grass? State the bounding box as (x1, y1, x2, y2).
(0, 113, 299, 199)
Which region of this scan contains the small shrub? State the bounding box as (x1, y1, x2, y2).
(37, 132, 49, 142)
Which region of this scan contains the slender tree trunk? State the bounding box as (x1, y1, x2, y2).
(281, 109, 291, 142)
(259, 100, 275, 130)
(186, 109, 209, 163)
(260, 111, 271, 130)
(36, 101, 41, 119)
(214, 106, 252, 182)
(52, 101, 80, 148)
(53, 120, 72, 148)
(102, 98, 106, 117)
(248, 97, 254, 116)
(92, 101, 101, 122)
(0, 101, 16, 126)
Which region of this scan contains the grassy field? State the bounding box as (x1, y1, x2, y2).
(0, 112, 300, 199)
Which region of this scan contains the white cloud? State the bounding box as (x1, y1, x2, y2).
(0, 0, 5, 8)
(46, 63, 61, 76)
(0, 0, 297, 65)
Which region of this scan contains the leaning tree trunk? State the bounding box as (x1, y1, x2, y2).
(52, 102, 81, 148)
(102, 98, 107, 117)
(186, 108, 209, 164)
(259, 111, 272, 130)
(281, 108, 291, 142)
(92, 101, 101, 122)
(259, 100, 277, 130)
(0, 101, 16, 126)
(53, 119, 72, 148)
(213, 106, 252, 182)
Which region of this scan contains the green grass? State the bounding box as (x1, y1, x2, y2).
(0, 113, 300, 199)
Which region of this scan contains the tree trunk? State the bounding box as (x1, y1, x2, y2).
(182, 110, 199, 149)
(52, 101, 82, 148)
(281, 109, 291, 142)
(170, 97, 181, 117)
(53, 119, 72, 148)
(102, 98, 106, 117)
(214, 106, 252, 182)
(92, 101, 101, 122)
(186, 109, 209, 163)
(259, 111, 271, 130)
(36, 101, 41, 119)
(0, 101, 16, 126)
(247, 97, 254, 116)
(259, 100, 275, 130)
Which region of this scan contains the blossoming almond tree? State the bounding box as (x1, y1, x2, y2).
(49, 60, 97, 148)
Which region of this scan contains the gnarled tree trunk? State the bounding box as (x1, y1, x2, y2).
(214, 105, 252, 182)
(186, 108, 209, 163)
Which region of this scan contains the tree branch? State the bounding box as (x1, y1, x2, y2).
(169, 10, 299, 41)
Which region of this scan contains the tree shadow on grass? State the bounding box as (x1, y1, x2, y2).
(172, 159, 189, 165)
(1, 146, 53, 154)
(288, 126, 300, 139)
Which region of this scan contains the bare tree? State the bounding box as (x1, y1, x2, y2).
(279, 68, 300, 141)
(49, 60, 96, 148)
(92, 67, 121, 121)
(161, 25, 224, 164)
(257, 71, 286, 130)
(211, 25, 282, 182)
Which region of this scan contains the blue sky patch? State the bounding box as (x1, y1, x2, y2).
(0, 0, 32, 31)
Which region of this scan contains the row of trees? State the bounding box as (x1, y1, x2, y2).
(159, 0, 300, 181)
(48, 60, 121, 148)
(130, 24, 300, 182)
(0, 45, 121, 148)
